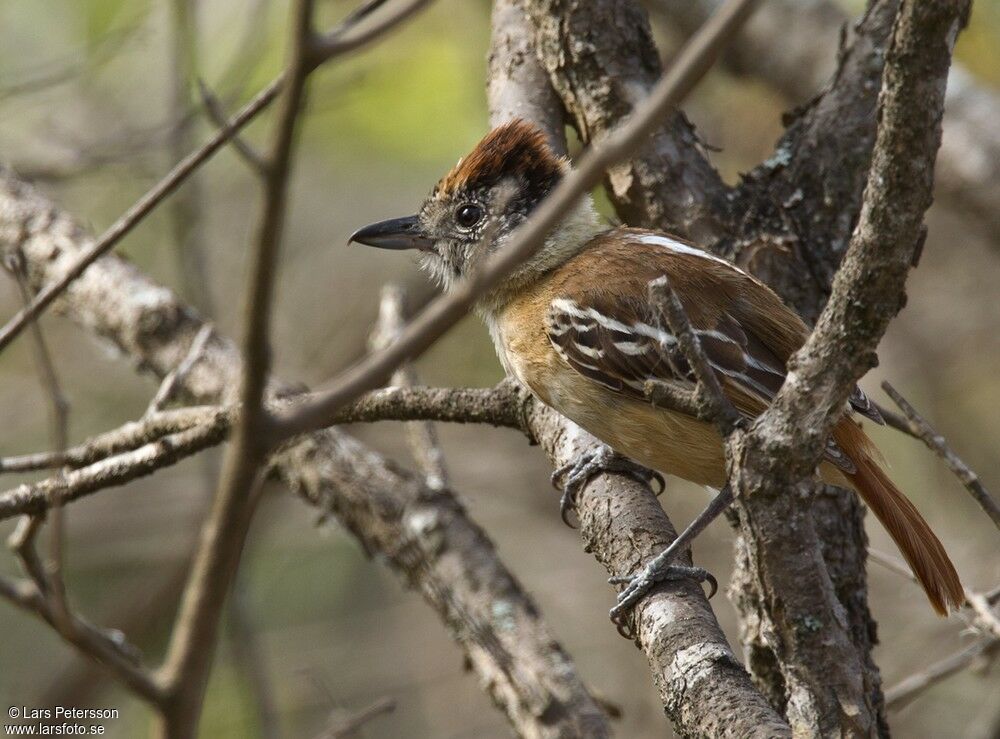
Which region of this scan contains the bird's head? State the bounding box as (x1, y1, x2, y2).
(350, 119, 601, 304)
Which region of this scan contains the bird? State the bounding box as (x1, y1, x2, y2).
(349, 118, 965, 619)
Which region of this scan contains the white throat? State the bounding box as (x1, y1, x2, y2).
(477, 195, 603, 377)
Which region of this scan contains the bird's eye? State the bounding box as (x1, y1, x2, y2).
(455, 203, 483, 229)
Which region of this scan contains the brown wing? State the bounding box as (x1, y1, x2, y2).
(544, 231, 881, 472)
(546, 295, 784, 416)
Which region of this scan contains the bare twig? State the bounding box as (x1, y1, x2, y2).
(0, 420, 231, 521)
(0, 384, 533, 522)
(869, 548, 1000, 641)
(0, 406, 218, 474)
(155, 1, 317, 733)
(2, 247, 73, 632)
(270, 0, 761, 443)
(196, 80, 268, 175)
(0, 77, 282, 355)
(308, 0, 432, 65)
(370, 285, 449, 488)
(870, 547, 1000, 707)
(0, 21, 146, 101)
(168, 0, 215, 317)
(882, 381, 1000, 531)
(316, 697, 395, 739)
(146, 324, 215, 416)
(647, 275, 741, 434)
(0, 0, 436, 357)
(0, 574, 160, 702)
(884, 638, 999, 709)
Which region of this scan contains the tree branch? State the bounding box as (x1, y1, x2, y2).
(881, 381, 1000, 531)
(521, 0, 731, 241)
(0, 176, 610, 739)
(269, 0, 760, 444)
(723, 1, 969, 734)
(654, 0, 1000, 246)
(155, 3, 327, 732)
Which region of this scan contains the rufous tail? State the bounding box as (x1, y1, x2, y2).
(834, 421, 964, 615)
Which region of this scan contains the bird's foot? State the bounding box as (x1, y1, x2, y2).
(608, 557, 717, 639)
(551, 446, 664, 527)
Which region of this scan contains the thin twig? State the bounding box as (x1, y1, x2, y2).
(0, 406, 218, 474)
(168, 0, 216, 317)
(146, 324, 214, 416)
(316, 697, 396, 739)
(881, 381, 1000, 531)
(2, 247, 73, 631)
(309, 0, 432, 65)
(869, 548, 1000, 640)
(0, 384, 529, 522)
(370, 284, 449, 489)
(647, 276, 742, 434)
(0, 419, 231, 521)
(0, 573, 160, 702)
(196, 80, 268, 175)
(156, 2, 322, 732)
(0, 0, 435, 356)
(0, 22, 145, 101)
(884, 638, 999, 709)
(0, 77, 283, 354)
(270, 0, 761, 442)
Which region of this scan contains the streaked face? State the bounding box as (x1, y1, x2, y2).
(350, 120, 564, 290)
(413, 178, 521, 289)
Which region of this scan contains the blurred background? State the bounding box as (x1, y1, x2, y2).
(0, 0, 998, 736)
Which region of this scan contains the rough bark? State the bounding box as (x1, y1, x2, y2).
(485, 3, 791, 735)
(727, 1, 969, 735)
(517, 0, 897, 729)
(528, 408, 791, 737)
(0, 166, 609, 739)
(726, 0, 898, 321)
(653, 0, 1000, 243)
(722, 3, 903, 722)
(522, 0, 732, 242)
(488, 0, 569, 156)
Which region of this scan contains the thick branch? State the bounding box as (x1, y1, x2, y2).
(484, 2, 789, 735)
(522, 0, 731, 241)
(0, 169, 609, 739)
(729, 0, 901, 321)
(654, 0, 1000, 244)
(526, 405, 789, 737)
(487, 0, 568, 155)
(725, 1, 969, 734)
(270, 0, 759, 443)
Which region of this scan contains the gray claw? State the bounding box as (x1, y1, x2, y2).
(609, 563, 717, 638)
(551, 447, 661, 528)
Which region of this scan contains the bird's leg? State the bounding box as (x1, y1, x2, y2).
(608, 484, 734, 632)
(550, 446, 665, 528)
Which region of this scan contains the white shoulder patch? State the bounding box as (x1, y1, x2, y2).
(634, 234, 747, 275)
